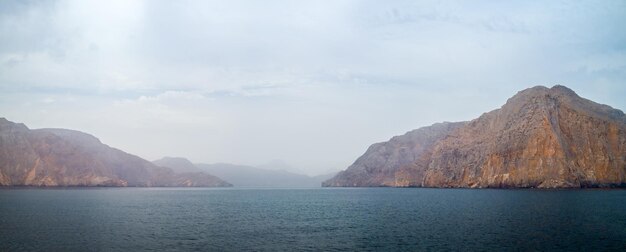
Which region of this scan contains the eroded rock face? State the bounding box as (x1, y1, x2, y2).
(0, 118, 231, 187)
(322, 122, 466, 187)
(324, 85, 626, 188)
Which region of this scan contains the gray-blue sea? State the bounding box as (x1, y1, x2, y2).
(1, 188, 625, 251)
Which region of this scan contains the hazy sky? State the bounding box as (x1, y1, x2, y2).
(1, 0, 625, 175)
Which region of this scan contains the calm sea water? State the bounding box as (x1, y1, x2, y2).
(1, 188, 625, 251)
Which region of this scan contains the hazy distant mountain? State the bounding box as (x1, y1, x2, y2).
(153, 157, 203, 173)
(197, 162, 335, 187)
(324, 85, 626, 188)
(0, 118, 231, 187)
(311, 172, 338, 184)
(256, 159, 306, 175)
(151, 156, 335, 187)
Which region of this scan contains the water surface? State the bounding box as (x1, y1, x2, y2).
(1, 188, 625, 251)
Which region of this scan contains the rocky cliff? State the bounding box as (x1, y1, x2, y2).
(322, 122, 466, 187)
(0, 118, 232, 187)
(323, 85, 626, 188)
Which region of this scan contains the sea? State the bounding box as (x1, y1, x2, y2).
(1, 188, 625, 251)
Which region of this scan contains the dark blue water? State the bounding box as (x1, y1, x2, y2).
(1, 188, 625, 251)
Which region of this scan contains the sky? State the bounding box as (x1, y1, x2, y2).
(1, 0, 625, 175)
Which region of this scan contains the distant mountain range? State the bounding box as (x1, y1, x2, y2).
(324, 85, 626, 188)
(0, 118, 231, 187)
(154, 157, 336, 188)
(3, 85, 623, 189)
(0, 116, 334, 187)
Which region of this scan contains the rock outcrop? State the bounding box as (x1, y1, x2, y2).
(322, 122, 466, 187)
(0, 118, 232, 187)
(323, 85, 626, 188)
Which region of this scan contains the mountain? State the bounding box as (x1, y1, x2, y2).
(323, 85, 626, 188)
(311, 172, 338, 184)
(323, 122, 466, 187)
(197, 162, 335, 187)
(0, 118, 231, 187)
(153, 157, 203, 173)
(151, 157, 335, 187)
(256, 159, 305, 174)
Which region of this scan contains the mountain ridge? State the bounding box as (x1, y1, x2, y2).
(0, 118, 231, 187)
(198, 162, 335, 187)
(152, 157, 336, 187)
(324, 85, 626, 188)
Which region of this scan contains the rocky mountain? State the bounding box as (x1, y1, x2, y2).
(323, 85, 626, 188)
(197, 162, 335, 187)
(0, 118, 231, 187)
(323, 122, 466, 187)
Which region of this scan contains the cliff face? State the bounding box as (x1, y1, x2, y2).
(322, 122, 466, 187)
(324, 85, 626, 188)
(0, 118, 231, 187)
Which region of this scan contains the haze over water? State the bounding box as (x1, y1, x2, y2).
(2, 188, 625, 251)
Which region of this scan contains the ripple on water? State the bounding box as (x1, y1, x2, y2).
(1, 188, 626, 251)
